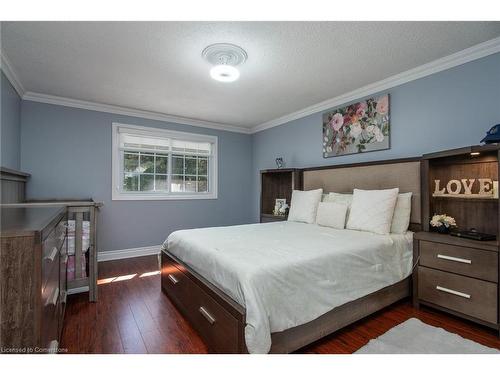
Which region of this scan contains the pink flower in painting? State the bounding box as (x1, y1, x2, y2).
(356, 102, 367, 117)
(375, 95, 389, 115)
(329, 113, 344, 131)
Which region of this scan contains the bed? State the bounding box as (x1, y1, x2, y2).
(160, 158, 422, 353)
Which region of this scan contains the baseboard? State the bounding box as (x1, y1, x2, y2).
(98, 245, 162, 262)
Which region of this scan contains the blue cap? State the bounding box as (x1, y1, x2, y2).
(481, 124, 500, 144)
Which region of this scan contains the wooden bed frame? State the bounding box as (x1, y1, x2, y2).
(160, 157, 422, 353)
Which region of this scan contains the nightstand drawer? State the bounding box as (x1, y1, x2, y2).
(419, 241, 498, 282)
(418, 266, 497, 324)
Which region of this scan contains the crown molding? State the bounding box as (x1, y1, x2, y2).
(0, 49, 25, 97)
(251, 36, 500, 134)
(4, 36, 500, 135)
(22, 91, 252, 134)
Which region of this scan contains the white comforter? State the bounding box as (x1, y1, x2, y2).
(163, 221, 413, 353)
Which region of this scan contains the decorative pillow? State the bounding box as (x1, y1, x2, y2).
(324, 192, 353, 225)
(287, 189, 323, 224)
(325, 192, 353, 206)
(316, 202, 348, 229)
(390, 192, 413, 234)
(346, 188, 399, 235)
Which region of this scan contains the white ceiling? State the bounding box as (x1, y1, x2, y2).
(2, 21, 500, 130)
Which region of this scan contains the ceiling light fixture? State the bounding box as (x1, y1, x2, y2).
(202, 43, 247, 83)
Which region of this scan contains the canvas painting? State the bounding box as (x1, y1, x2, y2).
(322, 94, 390, 157)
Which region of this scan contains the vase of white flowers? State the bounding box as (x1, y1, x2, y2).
(430, 214, 457, 234)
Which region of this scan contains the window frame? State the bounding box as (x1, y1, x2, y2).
(112, 122, 218, 201)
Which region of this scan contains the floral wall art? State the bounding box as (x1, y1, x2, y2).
(322, 94, 390, 157)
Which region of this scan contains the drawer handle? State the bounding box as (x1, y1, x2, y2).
(61, 291, 67, 304)
(45, 287, 60, 307)
(45, 247, 58, 262)
(48, 340, 59, 354)
(437, 254, 472, 264)
(199, 306, 216, 325)
(436, 285, 471, 299)
(167, 274, 179, 285)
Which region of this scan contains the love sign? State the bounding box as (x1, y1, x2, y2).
(433, 178, 498, 198)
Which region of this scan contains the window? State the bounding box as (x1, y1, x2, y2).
(112, 123, 217, 200)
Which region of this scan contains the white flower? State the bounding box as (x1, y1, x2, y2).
(430, 214, 457, 228)
(350, 122, 362, 138)
(374, 127, 384, 142)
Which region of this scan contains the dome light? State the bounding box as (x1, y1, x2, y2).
(202, 43, 247, 84)
(210, 64, 240, 82)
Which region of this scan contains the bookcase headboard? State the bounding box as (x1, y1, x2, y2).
(303, 158, 421, 226)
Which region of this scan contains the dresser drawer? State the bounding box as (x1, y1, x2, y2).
(420, 241, 498, 282)
(41, 265, 60, 350)
(42, 248, 60, 293)
(161, 253, 240, 353)
(42, 218, 66, 288)
(418, 266, 497, 324)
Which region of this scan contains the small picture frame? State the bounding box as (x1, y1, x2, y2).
(273, 198, 288, 216)
(275, 157, 284, 169)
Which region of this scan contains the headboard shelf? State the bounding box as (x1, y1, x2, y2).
(260, 169, 303, 221)
(422, 144, 499, 160)
(422, 145, 500, 235)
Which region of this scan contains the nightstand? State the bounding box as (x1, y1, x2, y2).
(413, 232, 499, 332)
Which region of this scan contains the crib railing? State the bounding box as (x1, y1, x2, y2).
(66, 203, 100, 301)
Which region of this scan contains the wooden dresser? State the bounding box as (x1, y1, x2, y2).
(0, 206, 68, 353)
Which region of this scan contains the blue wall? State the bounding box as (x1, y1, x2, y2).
(251, 53, 500, 220)
(13, 52, 500, 250)
(1, 71, 21, 169)
(20, 101, 254, 251)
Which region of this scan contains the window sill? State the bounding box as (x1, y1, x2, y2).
(111, 192, 218, 201)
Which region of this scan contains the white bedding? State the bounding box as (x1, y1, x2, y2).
(163, 221, 413, 353)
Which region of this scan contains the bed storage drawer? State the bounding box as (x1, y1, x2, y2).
(161, 252, 241, 353)
(419, 241, 498, 282)
(418, 266, 497, 324)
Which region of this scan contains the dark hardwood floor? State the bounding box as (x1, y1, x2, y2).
(61, 255, 500, 354)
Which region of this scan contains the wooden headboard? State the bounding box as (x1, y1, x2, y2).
(303, 158, 422, 226)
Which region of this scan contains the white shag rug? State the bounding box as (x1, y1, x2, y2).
(355, 318, 499, 354)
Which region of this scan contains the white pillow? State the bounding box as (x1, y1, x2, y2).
(327, 191, 412, 233)
(391, 192, 413, 234)
(346, 188, 399, 235)
(287, 189, 323, 224)
(316, 202, 348, 229)
(325, 192, 353, 225)
(325, 192, 353, 206)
